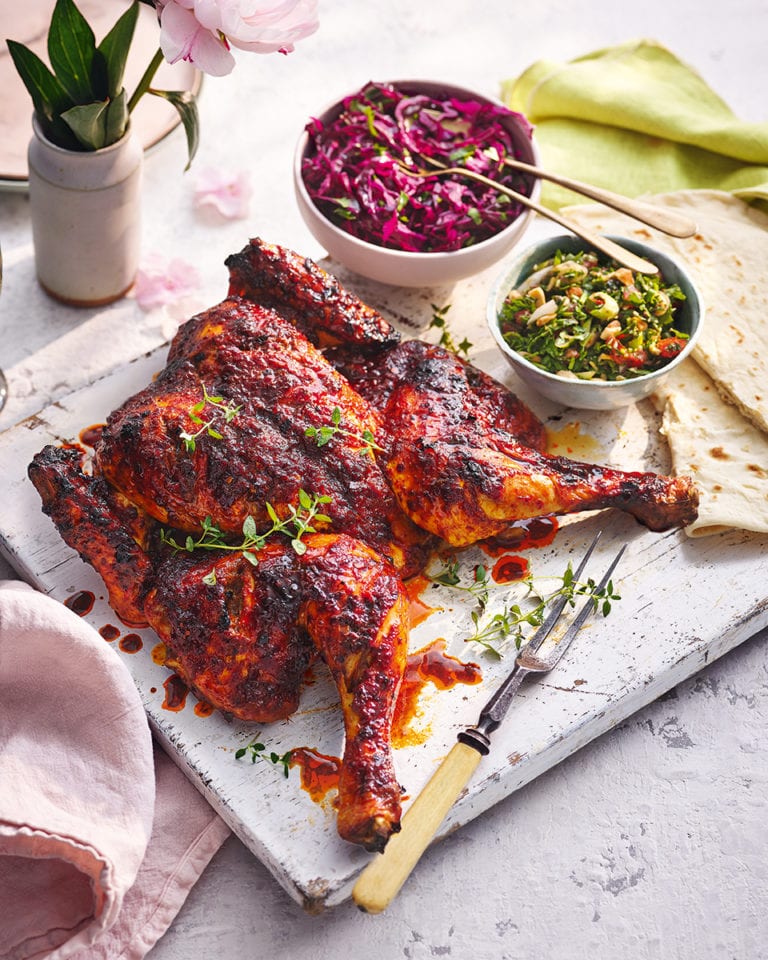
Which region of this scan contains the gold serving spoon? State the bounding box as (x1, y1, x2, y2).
(497, 156, 698, 239)
(396, 160, 660, 274)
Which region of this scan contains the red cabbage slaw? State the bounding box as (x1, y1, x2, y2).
(301, 82, 535, 254)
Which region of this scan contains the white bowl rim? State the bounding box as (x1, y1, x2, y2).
(487, 233, 705, 390)
(294, 78, 542, 263)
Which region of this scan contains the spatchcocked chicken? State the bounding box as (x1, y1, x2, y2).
(29, 239, 699, 852)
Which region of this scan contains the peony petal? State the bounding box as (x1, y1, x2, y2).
(159, 1, 235, 76)
(193, 167, 253, 219)
(194, 0, 318, 54)
(134, 256, 201, 311)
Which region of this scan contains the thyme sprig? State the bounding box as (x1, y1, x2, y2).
(305, 406, 384, 459)
(235, 738, 292, 778)
(429, 556, 620, 658)
(159, 490, 333, 577)
(467, 564, 620, 658)
(429, 303, 473, 359)
(429, 557, 491, 612)
(180, 383, 242, 453)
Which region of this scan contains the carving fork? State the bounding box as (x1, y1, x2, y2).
(353, 532, 625, 913)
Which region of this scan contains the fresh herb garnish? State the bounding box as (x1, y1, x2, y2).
(305, 407, 383, 459)
(159, 490, 333, 564)
(429, 303, 473, 359)
(429, 555, 620, 658)
(466, 563, 620, 658)
(235, 738, 292, 778)
(430, 557, 491, 612)
(180, 383, 242, 453)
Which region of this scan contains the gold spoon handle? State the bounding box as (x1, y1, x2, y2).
(501, 157, 698, 239)
(352, 741, 482, 914)
(421, 165, 659, 274)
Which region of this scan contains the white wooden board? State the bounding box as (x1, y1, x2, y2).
(1, 279, 767, 912)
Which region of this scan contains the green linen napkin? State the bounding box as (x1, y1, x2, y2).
(501, 39, 768, 210)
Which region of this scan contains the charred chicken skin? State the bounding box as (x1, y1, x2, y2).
(29, 447, 408, 852)
(229, 239, 699, 543)
(29, 238, 699, 852)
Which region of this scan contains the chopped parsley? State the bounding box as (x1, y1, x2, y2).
(497, 249, 688, 381)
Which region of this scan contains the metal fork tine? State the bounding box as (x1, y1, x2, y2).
(511, 530, 602, 658)
(352, 538, 626, 913)
(516, 543, 627, 673)
(461, 532, 610, 744)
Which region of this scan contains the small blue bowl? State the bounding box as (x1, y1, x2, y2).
(487, 233, 704, 410)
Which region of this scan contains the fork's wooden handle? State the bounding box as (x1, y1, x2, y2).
(352, 741, 482, 913)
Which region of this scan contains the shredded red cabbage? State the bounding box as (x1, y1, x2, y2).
(301, 81, 535, 254)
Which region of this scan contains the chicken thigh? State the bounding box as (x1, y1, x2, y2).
(227, 239, 699, 543)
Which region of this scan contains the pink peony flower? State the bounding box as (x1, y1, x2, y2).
(134, 257, 202, 311)
(158, 0, 319, 76)
(193, 166, 253, 219)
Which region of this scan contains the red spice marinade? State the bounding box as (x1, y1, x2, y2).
(393, 638, 481, 747)
(63, 590, 95, 617)
(480, 516, 558, 558)
(289, 747, 341, 807)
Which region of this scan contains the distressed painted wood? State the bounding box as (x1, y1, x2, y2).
(1, 260, 766, 913)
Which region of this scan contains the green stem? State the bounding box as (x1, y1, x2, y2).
(128, 47, 164, 113)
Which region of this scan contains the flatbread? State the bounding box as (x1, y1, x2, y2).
(565, 190, 768, 431)
(652, 358, 768, 537)
(564, 190, 768, 537)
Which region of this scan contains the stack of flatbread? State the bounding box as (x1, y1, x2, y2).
(564, 190, 768, 538)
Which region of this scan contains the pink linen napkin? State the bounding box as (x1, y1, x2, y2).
(0, 581, 231, 960)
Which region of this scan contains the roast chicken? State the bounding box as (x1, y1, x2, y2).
(29, 238, 699, 852)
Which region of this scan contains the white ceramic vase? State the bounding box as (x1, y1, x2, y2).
(27, 117, 143, 306)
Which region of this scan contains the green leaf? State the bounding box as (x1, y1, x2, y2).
(298, 489, 311, 510)
(6, 40, 73, 122)
(235, 748, 246, 759)
(104, 89, 129, 145)
(61, 99, 109, 149)
(148, 88, 199, 170)
(202, 570, 217, 586)
(265, 502, 280, 524)
(98, 1, 139, 98)
(291, 539, 307, 556)
(242, 551, 259, 566)
(48, 0, 100, 104)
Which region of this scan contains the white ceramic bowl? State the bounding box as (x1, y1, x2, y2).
(487, 234, 704, 410)
(294, 80, 541, 287)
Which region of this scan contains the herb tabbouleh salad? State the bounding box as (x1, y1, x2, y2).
(497, 249, 689, 380)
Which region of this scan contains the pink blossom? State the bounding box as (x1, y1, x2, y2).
(194, 166, 252, 219)
(133, 257, 202, 311)
(158, 0, 319, 76)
